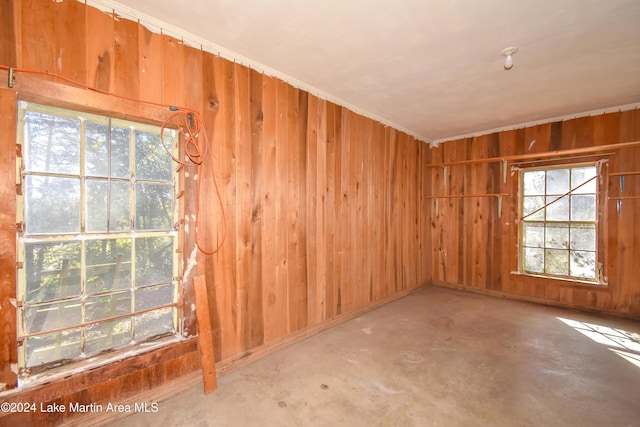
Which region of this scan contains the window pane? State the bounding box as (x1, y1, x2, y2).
(111, 126, 130, 178)
(110, 181, 131, 232)
(523, 170, 545, 195)
(523, 224, 544, 248)
(24, 299, 82, 335)
(520, 165, 598, 283)
(85, 238, 132, 295)
(86, 179, 108, 232)
(18, 103, 178, 373)
(25, 176, 80, 234)
(85, 293, 132, 322)
(85, 319, 131, 356)
(24, 111, 80, 174)
(136, 183, 172, 230)
(135, 284, 174, 311)
(570, 224, 596, 251)
(545, 249, 568, 275)
(85, 121, 109, 177)
(523, 248, 544, 273)
(523, 196, 545, 220)
(24, 242, 81, 303)
(570, 251, 596, 279)
(547, 169, 569, 195)
(571, 195, 596, 221)
(134, 308, 174, 341)
(545, 224, 569, 249)
(571, 166, 597, 194)
(546, 195, 569, 221)
(135, 236, 173, 288)
(135, 130, 172, 181)
(24, 328, 82, 368)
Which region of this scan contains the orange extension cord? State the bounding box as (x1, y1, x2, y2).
(1, 64, 226, 255)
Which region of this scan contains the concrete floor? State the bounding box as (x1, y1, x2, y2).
(108, 286, 640, 427)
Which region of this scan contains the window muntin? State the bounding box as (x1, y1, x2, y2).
(17, 102, 179, 373)
(520, 164, 599, 282)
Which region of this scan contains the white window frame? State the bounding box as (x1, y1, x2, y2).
(16, 101, 181, 377)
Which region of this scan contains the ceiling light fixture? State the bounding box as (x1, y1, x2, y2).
(500, 47, 519, 70)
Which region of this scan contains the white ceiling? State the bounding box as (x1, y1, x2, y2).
(95, 0, 640, 144)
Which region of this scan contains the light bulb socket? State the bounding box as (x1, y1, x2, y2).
(500, 47, 519, 70)
(504, 55, 513, 70)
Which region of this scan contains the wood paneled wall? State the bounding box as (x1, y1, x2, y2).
(195, 61, 431, 362)
(2, 1, 637, 425)
(0, 1, 430, 424)
(429, 111, 640, 317)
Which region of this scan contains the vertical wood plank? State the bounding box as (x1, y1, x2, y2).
(407, 135, 420, 290)
(484, 135, 500, 291)
(21, 0, 87, 84)
(369, 122, 381, 300)
(112, 16, 139, 98)
(233, 63, 251, 350)
(138, 24, 163, 105)
(497, 130, 517, 294)
(286, 86, 302, 332)
(334, 106, 348, 316)
(349, 112, 362, 310)
(323, 101, 339, 319)
(385, 128, 399, 293)
(294, 89, 308, 330)
(306, 94, 319, 325)
(219, 58, 238, 359)
(373, 122, 387, 299)
(193, 275, 217, 393)
(85, 6, 114, 91)
(260, 75, 279, 342)
(161, 35, 184, 107)
(419, 139, 432, 287)
(337, 107, 350, 315)
(368, 122, 376, 300)
(471, 135, 489, 289)
(0, 89, 17, 390)
(274, 79, 289, 336)
(362, 116, 374, 303)
(314, 97, 326, 322)
(248, 69, 265, 348)
(0, 0, 18, 67)
(429, 142, 444, 282)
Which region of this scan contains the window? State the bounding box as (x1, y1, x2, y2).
(16, 102, 179, 374)
(520, 164, 599, 282)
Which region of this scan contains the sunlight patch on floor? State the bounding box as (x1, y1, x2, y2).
(557, 317, 640, 368)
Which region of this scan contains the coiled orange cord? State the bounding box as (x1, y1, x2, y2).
(160, 108, 227, 255)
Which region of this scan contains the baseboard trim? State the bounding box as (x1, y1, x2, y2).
(431, 281, 640, 321)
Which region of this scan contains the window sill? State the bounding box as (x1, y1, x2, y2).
(510, 271, 608, 287)
(6, 335, 189, 394)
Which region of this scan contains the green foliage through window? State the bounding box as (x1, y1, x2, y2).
(16, 102, 179, 374)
